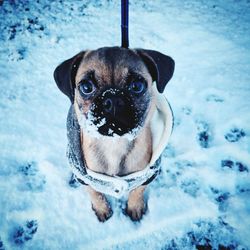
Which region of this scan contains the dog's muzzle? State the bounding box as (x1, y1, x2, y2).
(90, 88, 143, 136)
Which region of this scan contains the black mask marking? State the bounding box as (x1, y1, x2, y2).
(90, 88, 149, 136)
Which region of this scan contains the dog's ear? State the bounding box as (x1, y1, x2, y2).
(53, 51, 85, 103)
(136, 49, 175, 93)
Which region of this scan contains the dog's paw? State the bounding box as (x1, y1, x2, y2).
(92, 202, 113, 222)
(87, 187, 113, 222)
(126, 200, 147, 222)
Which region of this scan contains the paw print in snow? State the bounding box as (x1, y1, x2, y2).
(221, 160, 248, 172)
(211, 188, 231, 212)
(224, 128, 245, 142)
(19, 162, 46, 191)
(198, 131, 210, 148)
(0, 237, 4, 250)
(180, 179, 200, 197)
(182, 106, 192, 115)
(8, 47, 27, 62)
(19, 162, 38, 176)
(215, 192, 230, 203)
(206, 94, 224, 103)
(12, 220, 38, 245)
(236, 185, 250, 194)
(196, 120, 212, 148)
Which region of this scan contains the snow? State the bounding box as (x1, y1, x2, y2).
(0, 0, 250, 249)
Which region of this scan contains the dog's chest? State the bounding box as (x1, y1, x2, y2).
(100, 139, 130, 174)
(82, 133, 132, 176)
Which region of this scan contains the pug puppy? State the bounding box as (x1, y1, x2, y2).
(54, 47, 174, 222)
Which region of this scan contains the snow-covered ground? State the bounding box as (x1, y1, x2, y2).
(0, 0, 250, 249)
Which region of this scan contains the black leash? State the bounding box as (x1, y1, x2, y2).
(121, 0, 129, 48)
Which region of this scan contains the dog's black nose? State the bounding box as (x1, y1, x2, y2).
(103, 96, 125, 115)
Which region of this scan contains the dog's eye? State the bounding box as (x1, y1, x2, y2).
(129, 82, 146, 94)
(79, 80, 96, 95)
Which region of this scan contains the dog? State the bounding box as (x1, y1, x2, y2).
(54, 47, 174, 222)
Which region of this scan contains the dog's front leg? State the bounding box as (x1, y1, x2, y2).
(86, 186, 113, 222)
(126, 185, 147, 221)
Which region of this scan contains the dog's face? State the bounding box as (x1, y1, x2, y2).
(74, 48, 154, 137)
(54, 47, 174, 138)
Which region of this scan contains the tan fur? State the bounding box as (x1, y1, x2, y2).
(74, 48, 155, 221)
(81, 124, 152, 175)
(86, 186, 113, 222)
(126, 186, 147, 221)
(75, 49, 152, 89)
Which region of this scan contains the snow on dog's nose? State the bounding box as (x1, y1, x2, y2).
(90, 88, 140, 137)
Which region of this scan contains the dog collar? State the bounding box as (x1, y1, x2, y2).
(67, 88, 173, 198)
